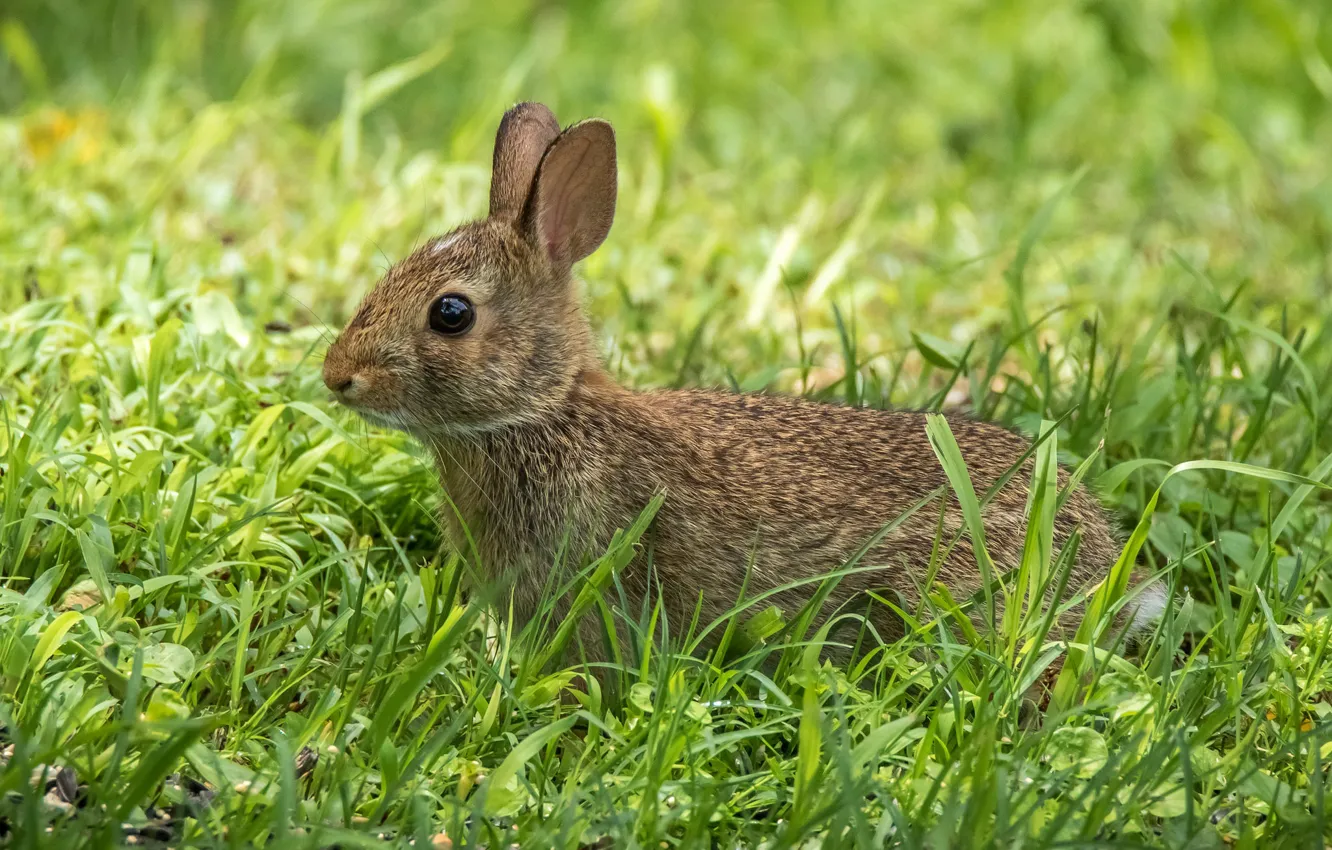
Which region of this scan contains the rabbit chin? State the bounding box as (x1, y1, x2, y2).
(347, 405, 531, 438)
(346, 407, 413, 433)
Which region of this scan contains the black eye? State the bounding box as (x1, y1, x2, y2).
(429, 294, 475, 335)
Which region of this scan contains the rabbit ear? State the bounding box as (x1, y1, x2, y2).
(527, 119, 617, 265)
(489, 102, 562, 220)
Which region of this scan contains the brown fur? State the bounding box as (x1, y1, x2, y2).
(322, 103, 1154, 664)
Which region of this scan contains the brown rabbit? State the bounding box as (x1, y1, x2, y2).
(322, 103, 1164, 665)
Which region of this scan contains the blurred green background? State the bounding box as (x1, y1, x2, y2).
(5, 0, 1330, 354)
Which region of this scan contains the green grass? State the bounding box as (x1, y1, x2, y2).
(3, 0, 1332, 846)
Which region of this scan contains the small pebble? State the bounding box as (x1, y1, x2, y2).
(42, 791, 72, 813)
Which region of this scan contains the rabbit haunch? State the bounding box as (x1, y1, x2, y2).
(322, 102, 1165, 657)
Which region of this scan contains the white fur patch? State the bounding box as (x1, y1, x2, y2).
(431, 234, 461, 254)
(1125, 582, 1170, 633)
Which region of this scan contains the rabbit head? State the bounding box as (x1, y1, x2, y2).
(322, 103, 618, 436)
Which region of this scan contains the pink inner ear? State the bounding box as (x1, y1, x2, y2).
(530, 122, 615, 264)
(538, 138, 595, 261)
(544, 195, 574, 260)
(542, 191, 566, 258)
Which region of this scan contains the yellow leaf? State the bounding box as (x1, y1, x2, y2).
(33, 611, 83, 671)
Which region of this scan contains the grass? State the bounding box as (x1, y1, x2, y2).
(3, 0, 1332, 846)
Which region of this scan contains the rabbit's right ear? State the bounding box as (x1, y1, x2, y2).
(527, 119, 617, 266)
(489, 102, 562, 220)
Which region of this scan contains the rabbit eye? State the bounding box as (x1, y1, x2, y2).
(429, 294, 475, 335)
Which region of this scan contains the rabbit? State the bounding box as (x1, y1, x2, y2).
(321, 102, 1166, 668)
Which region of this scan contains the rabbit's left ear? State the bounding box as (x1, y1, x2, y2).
(526, 119, 617, 265)
(489, 102, 562, 220)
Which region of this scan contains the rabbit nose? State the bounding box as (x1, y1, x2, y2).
(322, 357, 360, 398)
(327, 373, 363, 401)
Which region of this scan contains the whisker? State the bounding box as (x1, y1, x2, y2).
(278, 287, 336, 346)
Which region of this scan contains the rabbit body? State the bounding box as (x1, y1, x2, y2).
(432, 380, 1119, 652)
(323, 102, 1159, 661)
